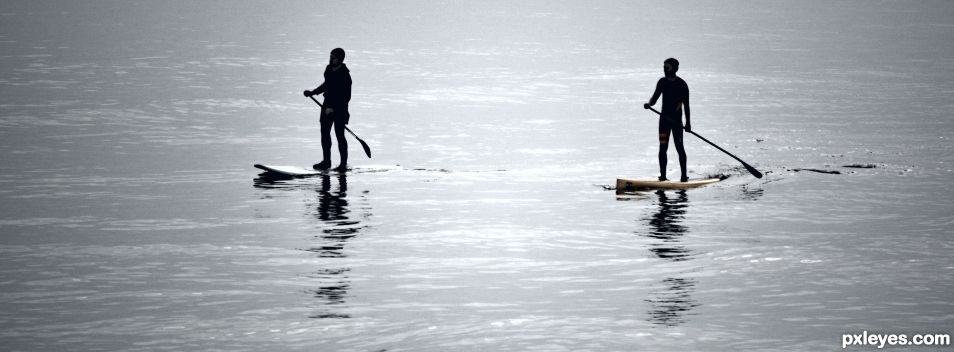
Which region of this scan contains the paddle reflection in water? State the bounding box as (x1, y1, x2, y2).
(640, 190, 700, 326)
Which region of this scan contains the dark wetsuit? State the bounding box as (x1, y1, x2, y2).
(648, 76, 690, 180)
(649, 76, 689, 134)
(314, 64, 352, 165)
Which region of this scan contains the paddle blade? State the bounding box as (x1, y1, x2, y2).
(344, 126, 372, 158)
(359, 139, 371, 158)
(745, 164, 763, 179)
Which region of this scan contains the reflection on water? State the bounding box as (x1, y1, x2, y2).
(644, 190, 691, 261)
(646, 277, 699, 327)
(741, 185, 765, 201)
(308, 267, 352, 319)
(252, 174, 295, 190)
(308, 173, 358, 258)
(308, 173, 357, 319)
(639, 190, 699, 326)
(253, 173, 366, 319)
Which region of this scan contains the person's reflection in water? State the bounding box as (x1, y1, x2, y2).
(307, 173, 362, 319)
(251, 172, 365, 319)
(646, 277, 698, 327)
(640, 190, 699, 326)
(645, 190, 690, 261)
(310, 173, 358, 258)
(308, 267, 351, 319)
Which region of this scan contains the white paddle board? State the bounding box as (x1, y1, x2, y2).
(254, 164, 326, 177)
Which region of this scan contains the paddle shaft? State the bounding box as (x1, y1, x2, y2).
(646, 106, 762, 178)
(309, 95, 372, 158)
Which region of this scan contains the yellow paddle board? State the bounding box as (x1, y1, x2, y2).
(616, 177, 721, 193)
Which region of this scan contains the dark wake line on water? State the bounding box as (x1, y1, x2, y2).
(790, 163, 883, 175)
(791, 168, 842, 175)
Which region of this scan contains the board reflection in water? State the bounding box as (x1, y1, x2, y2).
(640, 190, 700, 326)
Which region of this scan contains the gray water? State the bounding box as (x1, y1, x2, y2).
(2, 1, 953, 351)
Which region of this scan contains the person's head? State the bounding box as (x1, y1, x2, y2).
(330, 48, 346, 66)
(664, 58, 679, 78)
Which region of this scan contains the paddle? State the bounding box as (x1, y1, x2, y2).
(646, 106, 762, 178)
(309, 95, 372, 158)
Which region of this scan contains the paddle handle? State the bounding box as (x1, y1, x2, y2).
(309, 95, 323, 108)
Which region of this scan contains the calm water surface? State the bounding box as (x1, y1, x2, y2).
(2, 1, 953, 351)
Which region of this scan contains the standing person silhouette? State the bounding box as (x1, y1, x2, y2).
(305, 48, 352, 172)
(644, 58, 691, 182)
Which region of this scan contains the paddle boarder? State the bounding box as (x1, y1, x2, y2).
(305, 48, 352, 172)
(644, 58, 691, 182)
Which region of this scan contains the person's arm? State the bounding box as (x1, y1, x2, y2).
(644, 79, 662, 109)
(683, 86, 691, 131)
(314, 82, 327, 95)
(303, 82, 326, 97)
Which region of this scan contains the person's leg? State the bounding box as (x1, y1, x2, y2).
(658, 119, 670, 181)
(672, 125, 687, 181)
(333, 116, 348, 170)
(315, 112, 333, 170)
